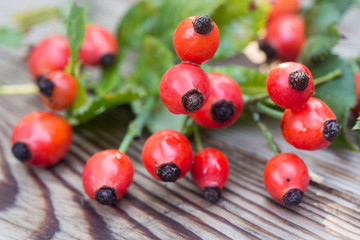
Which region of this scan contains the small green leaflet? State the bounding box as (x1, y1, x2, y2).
(315, 0, 355, 16)
(0, 27, 23, 48)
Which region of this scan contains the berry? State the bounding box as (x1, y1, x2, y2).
(11, 111, 72, 167)
(262, 14, 305, 62)
(266, 0, 300, 22)
(82, 150, 134, 205)
(173, 16, 220, 65)
(353, 73, 360, 115)
(267, 62, 314, 109)
(264, 153, 309, 207)
(160, 63, 210, 114)
(281, 97, 341, 150)
(79, 24, 117, 66)
(190, 73, 243, 128)
(28, 35, 70, 80)
(37, 71, 78, 110)
(191, 148, 230, 203)
(142, 129, 193, 182)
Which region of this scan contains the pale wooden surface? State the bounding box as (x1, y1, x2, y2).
(0, 1, 360, 239)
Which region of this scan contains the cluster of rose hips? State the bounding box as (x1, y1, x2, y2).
(260, 0, 305, 62)
(11, 25, 118, 188)
(264, 61, 341, 206)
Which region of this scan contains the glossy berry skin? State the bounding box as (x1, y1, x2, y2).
(266, 0, 300, 22)
(353, 73, 360, 114)
(79, 24, 117, 66)
(267, 62, 314, 109)
(37, 71, 78, 110)
(28, 35, 70, 80)
(82, 150, 134, 205)
(160, 63, 210, 114)
(11, 111, 72, 167)
(264, 153, 309, 207)
(191, 148, 230, 203)
(142, 129, 193, 182)
(281, 97, 341, 151)
(173, 16, 219, 65)
(190, 73, 243, 128)
(264, 14, 305, 62)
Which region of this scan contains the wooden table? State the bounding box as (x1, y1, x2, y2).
(0, 1, 359, 239)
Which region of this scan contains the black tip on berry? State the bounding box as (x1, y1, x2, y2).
(323, 119, 341, 142)
(203, 186, 221, 203)
(211, 100, 236, 123)
(249, 0, 257, 11)
(12, 142, 32, 163)
(182, 89, 205, 112)
(155, 162, 181, 182)
(282, 188, 303, 207)
(37, 78, 55, 97)
(95, 185, 117, 205)
(288, 69, 310, 91)
(193, 16, 214, 35)
(100, 53, 115, 66)
(259, 41, 277, 60)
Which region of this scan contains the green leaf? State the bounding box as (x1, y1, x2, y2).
(314, 0, 355, 16)
(352, 116, 360, 130)
(302, 3, 341, 62)
(212, 0, 270, 59)
(67, 83, 146, 125)
(117, 0, 224, 49)
(66, 2, 86, 71)
(134, 36, 173, 96)
(203, 64, 267, 95)
(0, 27, 22, 48)
(132, 99, 189, 134)
(311, 55, 357, 149)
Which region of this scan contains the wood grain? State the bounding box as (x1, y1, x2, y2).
(0, 1, 360, 239)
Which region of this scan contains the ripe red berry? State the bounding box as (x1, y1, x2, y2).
(28, 35, 70, 80)
(264, 153, 309, 207)
(281, 97, 341, 151)
(191, 148, 230, 203)
(37, 71, 78, 110)
(79, 24, 118, 66)
(142, 129, 193, 182)
(190, 73, 243, 128)
(173, 15, 219, 65)
(11, 111, 72, 167)
(267, 62, 314, 109)
(266, 0, 300, 22)
(160, 63, 210, 114)
(352, 73, 360, 114)
(262, 14, 305, 62)
(82, 150, 134, 205)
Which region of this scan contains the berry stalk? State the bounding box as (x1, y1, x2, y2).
(118, 97, 155, 153)
(0, 83, 38, 95)
(193, 123, 204, 151)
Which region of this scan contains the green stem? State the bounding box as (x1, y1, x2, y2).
(245, 92, 269, 104)
(14, 7, 60, 32)
(0, 83, 38, 95)
(314, 68, 342, 86)
(254, 102, 283, 119)
(193, 123, 204, 151)
(179, 115, 190, 134)
(118, 97, 155, 153)
(252, 111, 280, 155)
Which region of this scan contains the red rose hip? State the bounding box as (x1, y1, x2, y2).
(265, 0, 300, 22)
(79, 24, 118, 66)
(173, 16, 220, 65)
(82, 150, 134, 205)
(11, 111, 72, 167)
(160, 63, 210, 114)
(190, 73, 243, 128)
(142, 129, 193, 182)
(267, 62, 314, 109)
(28, 35, 70, 80)
(37, 71, 78, 110)
(191, 148, 230, 202)
(281, 97, 341, 150)
(264, 153, 309, 207)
